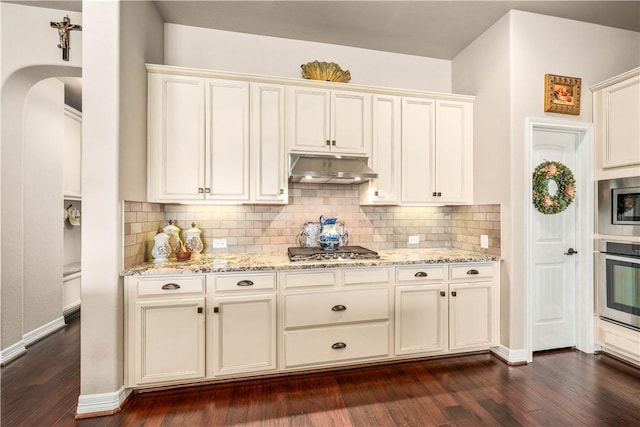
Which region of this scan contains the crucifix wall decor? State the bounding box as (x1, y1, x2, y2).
(50, 15, 82, 61)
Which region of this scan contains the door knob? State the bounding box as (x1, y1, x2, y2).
(564, 248, 578, 255)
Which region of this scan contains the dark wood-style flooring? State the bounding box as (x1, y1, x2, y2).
(2, 313, 640, 426)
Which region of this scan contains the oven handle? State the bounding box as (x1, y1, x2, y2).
(602, 253, 640, 264)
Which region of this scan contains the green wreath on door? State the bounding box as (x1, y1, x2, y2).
(532, 161, 575, 214)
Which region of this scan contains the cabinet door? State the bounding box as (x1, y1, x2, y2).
(211, 294, 277, 376)
(331, 90, 372, 156)
(435, 100, 473, 204)
(147, 73, 205, 202)
(204, 79, 250, 201)
(133, 297, 205, 385)
(600, 74, 640, 169)
(449, 282, 495, 351)
(401, 97, 436, 203)
(395, 284, 447, 355)
(286, 86, 331, 153)
(361, 95, 401, 205)
(251, 83, 288, 204)
(63, 106, 82, 199)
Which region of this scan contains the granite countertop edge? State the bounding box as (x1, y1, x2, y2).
(121, 248, 501, 277)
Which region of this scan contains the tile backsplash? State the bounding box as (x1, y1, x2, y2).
(123, 184, 501, 268)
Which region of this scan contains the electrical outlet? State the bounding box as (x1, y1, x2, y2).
(480, 235, 489, 249)
(212, 238, 227, 249)
(408, 235, 420, 244)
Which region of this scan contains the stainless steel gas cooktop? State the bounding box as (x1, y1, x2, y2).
(287, 246, 379, 262)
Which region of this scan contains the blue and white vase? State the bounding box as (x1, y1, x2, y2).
(319, 215, 341, 250)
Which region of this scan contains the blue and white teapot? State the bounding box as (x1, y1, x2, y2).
(319, 215, 341, 250)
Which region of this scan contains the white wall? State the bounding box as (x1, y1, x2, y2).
(23, 78, 65, 333)
(1, 2, 81, 353)
(79, 0, 163, 411)
(164, 24, 452, 93)
(452, 13, 513, 345)
(452, 10, 640, 352)
(119, 1, 164, 202)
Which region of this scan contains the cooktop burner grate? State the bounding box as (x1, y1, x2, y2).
(288, 246, 379, 262)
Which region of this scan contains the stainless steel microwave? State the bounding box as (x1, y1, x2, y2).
(598, 177, 640, 237)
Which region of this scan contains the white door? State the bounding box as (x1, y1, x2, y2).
(531, 128, 578, 351)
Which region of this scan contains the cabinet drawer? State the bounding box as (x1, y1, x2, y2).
(284, 288, 389, 328)
(281, 270, 337, 289)
(450, 264, 494, 280)
(136, 276, 205, 296)
(284, 322, 389, 368)
(215, 273, 276, 291)
(343, 268, 390, 285)
(396, 265, 445, 283)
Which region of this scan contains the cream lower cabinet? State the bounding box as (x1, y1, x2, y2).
(125, 262, 499, 389)
(281, 267, 391, 369)
(207, 272, 277, 377)
(394, 265, 448, 355)
(394, 262, 499, 357)
(125, 276, 206, 387)
(448, 264, 500, 351)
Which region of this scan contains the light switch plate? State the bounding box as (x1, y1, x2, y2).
(212, 239, 227, 248)
(480, 235, 489, 249)
(408, 235, 420, 244)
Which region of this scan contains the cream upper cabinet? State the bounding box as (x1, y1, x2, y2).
(147, 72, 249, 203)
(360, 94, 401, 205)
(148, 73, 205, 202)
(434, 100, 473, 204)
(250, 83, 288, 204)
(592, 68, 640, 179)
(286, 86, 372, 156)
(204, 79, 250, 202)
(63, 106, 82, 199)
(401, 97, 473, 205)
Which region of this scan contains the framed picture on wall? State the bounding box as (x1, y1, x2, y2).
(544, 74, 581, 115)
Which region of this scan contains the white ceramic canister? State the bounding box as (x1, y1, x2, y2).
(163, 220, 183, 259)
(151, 228, 171, 263)
(184, 222, 204, 259)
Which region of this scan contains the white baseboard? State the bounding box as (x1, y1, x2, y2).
(76, 386, 131, 417)
(23, 316, 66, 347)
(0, 340, 27, 366)
(490, 345, 530, 365)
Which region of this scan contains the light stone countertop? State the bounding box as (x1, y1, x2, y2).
(121, 248, 500, 276)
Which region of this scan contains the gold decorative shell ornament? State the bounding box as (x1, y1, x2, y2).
(301, 61, 351, 83)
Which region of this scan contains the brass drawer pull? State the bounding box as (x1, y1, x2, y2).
(161, 283, 180, 290)
(467, 269, 479, 275)
(237, 280, 254, 287)
(331, 304, 347, 312)
(451, 291, 457, 297)
(331, 342, 347, 350)
(440, 291, 446, 297)
(414, 271, 428, 277)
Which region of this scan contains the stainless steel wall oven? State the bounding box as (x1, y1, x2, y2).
(597, 240, 640, 330)
(598, 177, 640, 236)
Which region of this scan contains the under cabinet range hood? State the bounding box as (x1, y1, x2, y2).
(289, 154, 378, 184)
